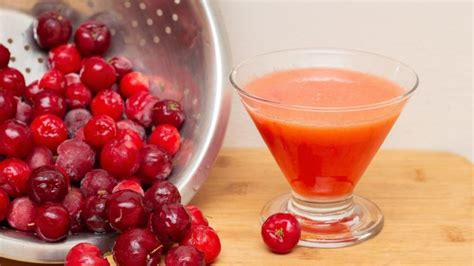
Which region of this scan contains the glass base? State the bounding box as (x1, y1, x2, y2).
(260, 193, 384, 248)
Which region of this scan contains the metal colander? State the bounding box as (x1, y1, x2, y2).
(0, 0, 230, 263)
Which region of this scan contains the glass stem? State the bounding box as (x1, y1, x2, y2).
(288, 192, 355, 222)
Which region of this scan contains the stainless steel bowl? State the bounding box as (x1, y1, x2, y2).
(0, 0, 230, 263)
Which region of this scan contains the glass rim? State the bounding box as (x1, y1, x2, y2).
(229, 48, 419, 112)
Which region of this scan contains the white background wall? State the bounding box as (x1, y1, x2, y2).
(217, 1, 473, 161)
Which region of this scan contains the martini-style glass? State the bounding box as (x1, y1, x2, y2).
(230, 48, 418, 248)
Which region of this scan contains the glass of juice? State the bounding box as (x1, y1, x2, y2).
(230, 48, 418, 248)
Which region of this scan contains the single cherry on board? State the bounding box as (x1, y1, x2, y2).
(261, 213, 301, 254)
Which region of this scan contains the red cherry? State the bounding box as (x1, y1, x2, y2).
(112, 228, 162, 266)
(165, 245, 205, 266)
(152, 99, 185, 129)
(39, 69, 66, 95)
(181, 225, 222, 264)
(15, 97, 33, 124)
(148, 124, 181, 155)
(6, 196, 36, 231)
(116, 128, 144, 149)
(0, 44, 10, 68)
(124, 91, 158, 128)
(34, 203, 70, 242)
(80, 57, 116, 93)
(100, 138, 141, 178)
(65, 243, 109, 266)
(0, 67, 26, 96)
(81, 195, 112, 233)
(0, 90, 16, 123)
(62, 187, 85, 233)
(65, 73, 81, 86)
(261, 213, 301, 254)
(30, 114, 68, 151)
(151, 203, 191, 244)
(27, 166, 69, 204)
(116, 119, 146, 140)
(119, 72, 149, 98)
(0, 188, 10, 222)
(32, 91, 67, 118)
(138, 144, 172, 185)
(0, 159, 32, 197)
(25, 146, 53, 170)
(143, 181, 181, 211)
(112, 178, 144, 196)
(65, 83, 92, 109)
(74, 21, 111, 56)
(186, 205, 209, 227)
(106, 190, 147, 232)
(80, 169, 117, 197)
(33, 11, 72, 49)
(74, 127, 85, 141)
(55, 139, 96, 182)
(64, 108, 92, 138)
(91, 89, 124, 121)
(48, 44, 82, 74)
(25, 80, 44, 102)
(0, 119, 34, 158)
(108, 56, 133, 80)
(84, 115, 117, 148)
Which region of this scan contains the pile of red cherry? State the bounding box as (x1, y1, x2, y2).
(0, 11, 221, 265)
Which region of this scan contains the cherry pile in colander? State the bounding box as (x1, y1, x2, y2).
(0, 11, 220, 266)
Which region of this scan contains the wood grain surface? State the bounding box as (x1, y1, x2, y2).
(0, 149, 472, 265)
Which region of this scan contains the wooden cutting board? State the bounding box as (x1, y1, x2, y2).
(1, 149, 472, 265)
